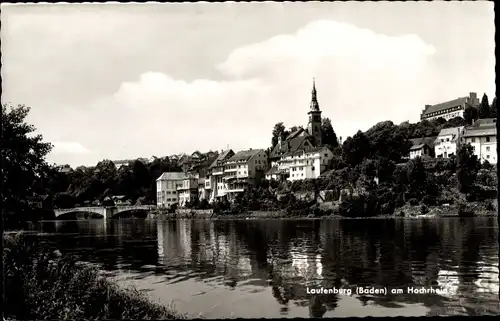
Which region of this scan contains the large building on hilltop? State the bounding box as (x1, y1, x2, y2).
(420, 92, 479, 121)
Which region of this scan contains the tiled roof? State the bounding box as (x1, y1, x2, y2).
(422, 97, 468, 116)
(410, 144, 425, 151)
(266, 166, 280, 175)
(463, 126, 496, 138)
(285, 127, 307, 141)
(269, 135, 314, 159)
(209, 149, 234, 168)
(436, 126, 464, 142)
(409, 136, 437, 149)
(227, 149, 264, 163)
(281, 146, 329, 158)
(156, 172, 187, 181)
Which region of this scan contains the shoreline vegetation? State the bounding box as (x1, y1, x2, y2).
(3, 232, 185, 320)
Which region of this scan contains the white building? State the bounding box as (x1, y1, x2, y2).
(463, 118, 497, 164)
(420, 92, 479, 121)
(156, 172, 188, 208)
(205, 150, 235, 203)
(408, 136, 437, 159)
(223, 149, 269, 201)
(434, 126, 464, 159)
(177, 177, 199, 207)
(270, 146, 334, 181)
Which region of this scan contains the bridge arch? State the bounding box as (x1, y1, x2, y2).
(56, 211, 105, 220)
(110, 208, 149, 219)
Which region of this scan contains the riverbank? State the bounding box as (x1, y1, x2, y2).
(3, 232, 185, 320)
(147, 201, 497, 220)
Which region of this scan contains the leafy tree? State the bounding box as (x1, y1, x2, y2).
(271, 122, 288, 148)
(456, 144, 480, 194)
(406, 157, 427, 199)
(490, 97, 497, 118)
(463, 106, 479, 125)
(342, 131, 371, 166)
(478, 93, 490, 119)
(2, 104, 53, 227)
(321, 118, 339, 148)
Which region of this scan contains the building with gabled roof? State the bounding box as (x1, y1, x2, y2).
(206, 149, 235, 203)
(408, 136, 437, 159)
(156, 171, 189, 208)
(462, 118, 497, 164)
(420, 92, 479, 121)
(272, 146, 334, 181)
(434, 126, 465, 159)
(217, 149, 269, 202)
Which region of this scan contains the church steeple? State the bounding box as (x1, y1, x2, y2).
(307, 78, 323, 146)
(310, 78, 320, 112)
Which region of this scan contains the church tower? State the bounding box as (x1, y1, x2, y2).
(307, 78, 322, 146)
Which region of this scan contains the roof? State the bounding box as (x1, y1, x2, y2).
(319, 169, 335, 178)
(227, 149, 264, 163)
(266, 166, 280, 175)
(436, 126, 464, 142)
(198, 177, 206, 185)
(209, 149, 234, 168)
(410, 144, 426, 151)
(422, 97, 468, 116)
(285, 127, 307, 141)
(281, 146, 330, 158)
(409, 136, 437, 149)
(269, 135, 314, 159)
(463, 126, 497, 138)
(156, 172, 188, 181)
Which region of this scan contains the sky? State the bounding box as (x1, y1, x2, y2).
(1, 2, 495, 167)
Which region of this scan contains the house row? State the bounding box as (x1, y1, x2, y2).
(156, 148, 269, 207)
(408, 118, 497, 164)
(156, 79, 336, 208)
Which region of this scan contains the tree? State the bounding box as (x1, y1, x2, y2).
(406, 157, 427, 199)
(271, 122, 287, 148)
(490, 97, 497, 118)
(478, 93, 490, 119)
(321, 118, 339, 148)
(463, 106, 479, 125)
(456, 144, 480, 194)
(2, 104, 53, 227)
(342, 131, 371, 166)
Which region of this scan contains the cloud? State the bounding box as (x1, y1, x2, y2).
(106, 20, 436, 157)
(52, 141, 92, 154)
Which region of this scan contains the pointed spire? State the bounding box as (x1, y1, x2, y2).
(310, 77, 320, 112)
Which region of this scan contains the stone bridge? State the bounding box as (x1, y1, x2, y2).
(53, 205, 155, 219)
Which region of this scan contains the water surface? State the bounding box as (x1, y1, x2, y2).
(27, 218, 499, 318)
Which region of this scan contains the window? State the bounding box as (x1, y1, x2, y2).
(472, 138, 476, 143)
(446, 138, 450, 142)
(324, 153, 328, 157)
(486, 146, 490, 151)
(486, 136, 490, 142)
(487, 155, 490, 159)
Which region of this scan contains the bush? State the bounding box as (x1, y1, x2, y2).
(420, 204, 429, 214)
(422, 195, 437, 206)
(408, 198, 419, 206)
(4, 233, 184, 320)
(458, 202, 474, 217)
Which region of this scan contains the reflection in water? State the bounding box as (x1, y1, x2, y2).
(31, 218, 499, 318)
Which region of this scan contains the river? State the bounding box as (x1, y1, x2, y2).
(24, 218, 499, 318)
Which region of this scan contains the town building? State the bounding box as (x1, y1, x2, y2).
(177, 177, 199, 207)
(420, 92, 479, 121)
(222, 149, 269, 201)
(434, 126, 464, 159)
(268, 79, 324, 166)
(269, 146, 334, 181)
(462, 118, 497, 164)
(156, 172, 188, 208)
(206, 149, 235, 203)
(407, 136, 437, 159)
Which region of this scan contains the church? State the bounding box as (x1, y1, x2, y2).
(266, 79, 335, 181)
(268, 79, 324, 166)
